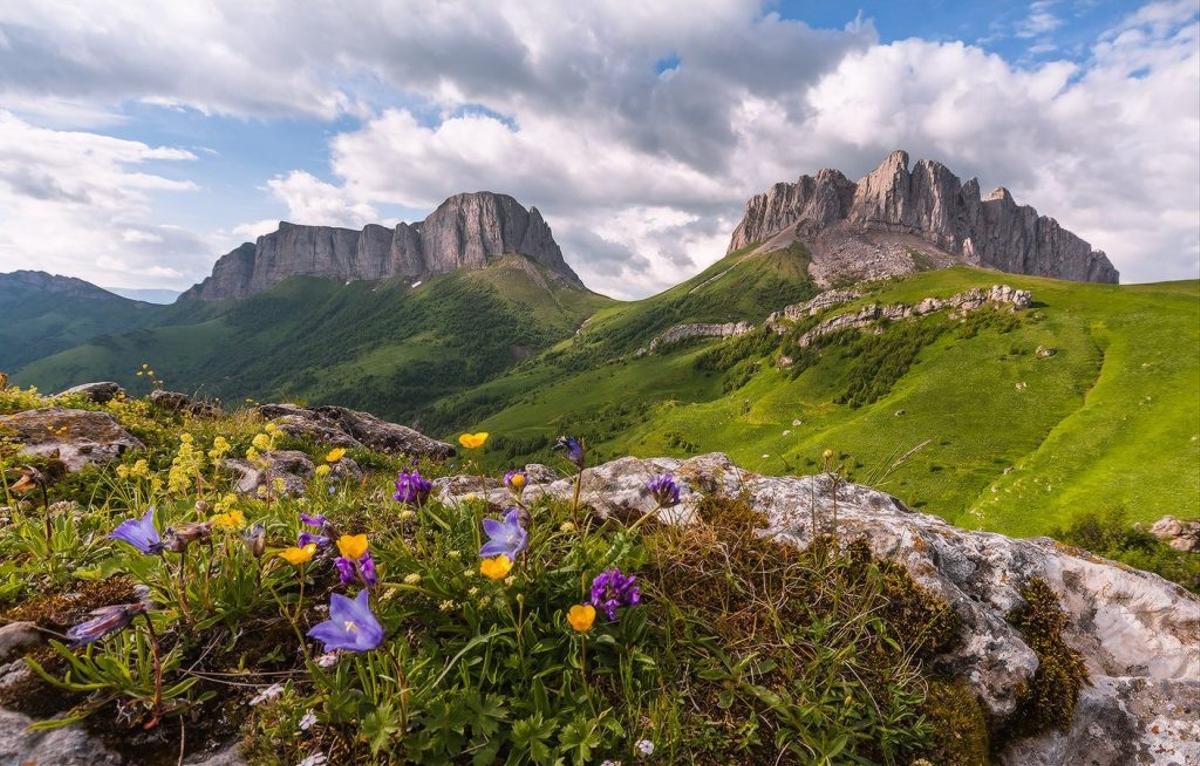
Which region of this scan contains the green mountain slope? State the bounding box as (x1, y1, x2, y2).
(466, 266, 1199, 537)
(0, 271, 163, 371)
(15, 256, 611, 426)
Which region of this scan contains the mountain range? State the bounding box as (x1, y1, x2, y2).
(2, 150, 1194, 540)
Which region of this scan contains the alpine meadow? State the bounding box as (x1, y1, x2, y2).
(1, 3, 1198, 766)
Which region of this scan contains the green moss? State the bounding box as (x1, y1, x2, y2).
(1002, 577, 1089, 741)
(917, 679, 990, 766)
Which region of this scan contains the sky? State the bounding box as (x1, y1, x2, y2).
(0, 0, 1197, 299)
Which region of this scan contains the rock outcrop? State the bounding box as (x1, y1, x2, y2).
(637, 321, 755, 356)
(729, 150, 1119, 285)
(1149, 516, 1200, 553)
(0, 407, 144, 471)
(54, 381, 125, 404)
(256, 403, 455, 458)
(182, 192, 582, 301)
(436, 452, 1199, 766)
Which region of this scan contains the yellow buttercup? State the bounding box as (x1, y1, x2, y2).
(479, 555, 513, 581)
(566, 604, 596, 633)
(278, 543, 317, 565)
(337, 533, 369, 560)
(325, 447, 346, 463)
(459, 432, 489, 449)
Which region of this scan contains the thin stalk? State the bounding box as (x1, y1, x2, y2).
(141, 613, 163, 730)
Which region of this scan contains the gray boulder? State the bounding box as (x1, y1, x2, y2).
(0, 407, 144, 471)
(149, 389, 222, 418)
(222, 450, 314, 497)
(257, 403, 454, 458)
(54, 381, 125, 404)
(0, 707, 124, 765)
(1149, 515, 1200, 553)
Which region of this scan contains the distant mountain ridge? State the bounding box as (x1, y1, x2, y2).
(729, 150, 1119, 285)
(182, 192, 582, 301)
(0, 270, 142, 302)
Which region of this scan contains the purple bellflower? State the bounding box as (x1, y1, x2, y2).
(307, 590, 384, 653)
(298, 531, 331, 549)
(108, 508, 163, 555)
(67, 602, 148, 646)
(479, 509, 527, 560)
(300, 513, 327, 528)
(554, 435, 585, 469)
(590, 568, 641, 621)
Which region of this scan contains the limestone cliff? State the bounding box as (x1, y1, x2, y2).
(182, 192, 582, 301)
(729, 150, 1119, 285)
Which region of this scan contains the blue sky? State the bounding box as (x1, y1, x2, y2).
(0, 0, 1196, 297)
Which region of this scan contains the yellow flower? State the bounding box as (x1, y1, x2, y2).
(509, 473, 526, 492)
(479, 555, 513, 581)
(211, 509, 246, 530)
(566, 604, 596, 633)
(403, 573, 422, 585)
(458, 432, 489, 449)
(278, 543, 316, 565)
(314, 464, 331, 479)
(245, 446, 259, 462)
(180, 432, 193, 444)
(325, 447, 346, 463)
(116, 464, 130, 479)
(337, 534, 369, 560)
(252, 433, 272, 451)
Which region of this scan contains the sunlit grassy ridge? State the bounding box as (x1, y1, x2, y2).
(472, 267, 1200, 536)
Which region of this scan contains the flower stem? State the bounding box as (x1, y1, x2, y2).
(141, 613, 163, 730)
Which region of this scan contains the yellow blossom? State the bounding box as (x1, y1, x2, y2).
(315, 464, 331, 479)
(479, 555, 513, 581)
(324, 447, 346, 463)
(180, 433, 193, 444)
(116, 464, 130, 479)
(211, 509, 246, 530)
(273, 477, 286, 492)
(403, 573, 422, 585)
(245, 446, 259, 462)
(567, 604, 596, 633)
(458, 432, 489, 449)
(337, 534, 369, 560)
(278, 543, 317, 565)
(252, 433, 272, 452)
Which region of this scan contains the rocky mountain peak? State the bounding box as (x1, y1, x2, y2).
(0, 270, 134, 301)
(181, 191, 582, 301)
(728, 150, 1119, 285)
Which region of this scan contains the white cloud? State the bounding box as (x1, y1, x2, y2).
(0, 1, 1197, 296)
(0, 110, 211, 287)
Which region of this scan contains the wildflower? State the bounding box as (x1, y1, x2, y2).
(315, 652, 338, 668)
(279, 543, 317, 565)
(402, 573, 422, 585)
(559, 521, 576, 534)
(554, 435, 585, 468)
(108, 508, 163, 555)
(249, 682, 286, 706)
(393, 469, 433, 505)
(447, 549, 461, 559)
(246, 446, 260, 462)
(458, 432, 489, 449)
(479, 555, 513, 581)
(504, 469, 526, 496)
(211, 509, 246, 530)
(298, 531, 331, 549)
(334, 551, 377, 587)
(273, 477, 286, 493)
(179, 433, 193, 444)
(314, 464, 331, 479)
(300, 513, 327, 528)
(463, 567, 475, 578)
(438, 599, 457, 612)
(242, 524, 266, 558)
(252, 433, 272, 452)
(646, 474, 680, 508)
(337, 534, 368, 560)
(590, 568, 641, 621)
(296, 754, 328, 766)
(298, 710, 318, 731)
(479, 509, 527, 559)
(162, 521, 213, 553)
(504, 575, 516, 587)
(467, 586, 479, 596)
(324, 448, 346, 463)
(398, 509, 417, 522)
(566, 604, 596, 633)
(600, 761, 622, 766)
(66, 602, 147, 646)
(823, 448, 834, 461)
(307, 590, 384, 652)
(636, 739, 654, 757)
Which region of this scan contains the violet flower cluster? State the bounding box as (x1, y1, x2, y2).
(590, 568, 641, 621)
(393, 468, 432, 505)
(646, 473, 680, 508)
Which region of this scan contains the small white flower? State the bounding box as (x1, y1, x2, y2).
(296, 753, 327, 766)
(447, 549, 461, 559)
(636, 738, 654, 756)
(298, 710, 318, 731)
(316, 652, 338, 668)
(249, 682, 285, 706)
(467, 586, 479, 596)
(600, 761, 622, 766)
(403, 573, 422, 585)
(439, 599, 457, 612)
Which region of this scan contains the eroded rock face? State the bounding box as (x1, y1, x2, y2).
(637, 321, 755, 356)
(436, 452, 1199, 765)
(1149, 516, 1200, 553)
(0, 407, 144, 471)
(256, 403, 455, 458)
(729, 150, 1119, 285)
(181, 192, 582, 301)
(148, 389, 222, 418)
(222, 450, 315, 496)
(0, 707, 124, 766)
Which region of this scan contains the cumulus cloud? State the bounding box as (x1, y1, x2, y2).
(0, 111, 211, 287)
(0, 1, 1196, 296)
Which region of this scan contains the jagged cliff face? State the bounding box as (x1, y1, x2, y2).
(729, 150, 1119, 284)
(182, 192, 582, 301)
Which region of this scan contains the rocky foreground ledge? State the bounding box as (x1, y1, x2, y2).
(437, 452, 1200, 766)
